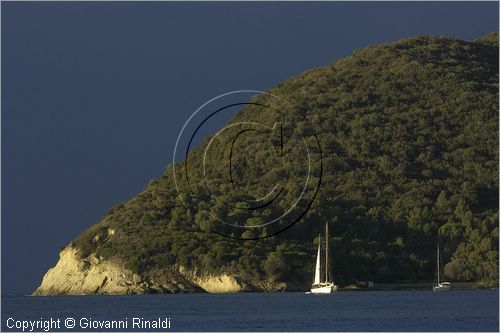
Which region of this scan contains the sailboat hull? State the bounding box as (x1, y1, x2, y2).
(433, 283, 451, 292)
(310, 283, 338, 294)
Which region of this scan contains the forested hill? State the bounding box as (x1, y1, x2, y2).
(47, 32, 499, 293)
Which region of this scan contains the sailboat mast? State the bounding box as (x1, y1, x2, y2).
(325, 222, 329, 283)
(437, 243, 440, 284)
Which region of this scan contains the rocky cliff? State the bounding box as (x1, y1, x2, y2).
(34, 246, 287, 295)
(34, 247, 146, 295)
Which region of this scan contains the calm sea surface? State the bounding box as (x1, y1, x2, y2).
(1, 291, 498, 331)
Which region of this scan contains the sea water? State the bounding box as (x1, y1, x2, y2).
(1, 290, 498, 331)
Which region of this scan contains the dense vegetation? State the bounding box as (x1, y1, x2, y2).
(73, 33, 499, 288)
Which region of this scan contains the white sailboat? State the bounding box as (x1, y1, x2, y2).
(310, 222, 338, 294)
(433, 243, 451, 292)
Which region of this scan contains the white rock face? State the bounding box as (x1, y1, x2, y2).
(33, 247, 250, 295)
(33, 247, 144, 295)
(178, 266, 245, 293)
(193, 274, 243, 293)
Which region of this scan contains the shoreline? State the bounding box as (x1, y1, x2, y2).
(340, 281, 493, 291)
(12, 289, 499, 297)
(13, 282, 498, 297)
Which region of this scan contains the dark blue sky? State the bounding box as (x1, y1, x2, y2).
(2, 2, 498, 293)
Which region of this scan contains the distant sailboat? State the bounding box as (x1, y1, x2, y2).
(433, 243, 451, 292)
(310, 222, 338, 294)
